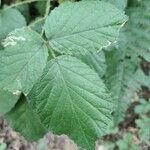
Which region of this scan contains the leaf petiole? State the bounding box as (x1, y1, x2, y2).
(29, 17, 46, 27)
(41, 0, 51, 36)
(46, 42, 56, 59)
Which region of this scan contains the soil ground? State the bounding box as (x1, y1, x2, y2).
(0, 101, 149, 150)
(0, 116, 79, 150)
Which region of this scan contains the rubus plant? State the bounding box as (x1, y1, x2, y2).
(0, 0, 149, 150)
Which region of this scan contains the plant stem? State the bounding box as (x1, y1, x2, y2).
(41, 0, 51, 36)
(46, 42, 56, 59)
(29, 17, 45, 27)
(5, 0, 46, 10)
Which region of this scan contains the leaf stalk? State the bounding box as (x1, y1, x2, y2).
(41, 0, 51, 36)
(46, 42, 56, 59)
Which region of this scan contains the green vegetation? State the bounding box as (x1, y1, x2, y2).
(0, 0, 149, 149)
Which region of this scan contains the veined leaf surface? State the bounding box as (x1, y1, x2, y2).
(45, 1, 127, 55)
(29, 56, 114, 150)
(0, 28, 48, 94)
(0, 8, 26, 40)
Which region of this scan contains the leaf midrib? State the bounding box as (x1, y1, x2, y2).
(56, 60, 92, 148)
(56, 59, 110, 126)
(50, 21, 124, 40)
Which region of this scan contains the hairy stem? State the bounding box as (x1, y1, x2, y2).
(46, 42, 56, 59)
(41, 0, 51, 36)
(29, 17, 46, 27)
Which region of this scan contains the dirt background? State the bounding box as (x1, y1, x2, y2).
(0, 101, 149, 150)
(0, 116, 79, 150)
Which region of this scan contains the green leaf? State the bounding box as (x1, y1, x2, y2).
(104, 0, 127, 10)
(105, 47, 139, 125)
(0, 28, 48, 94)
(0, 8, 26, 40)
(136, 115, 150, 144)
(5, 94, 46, 141)
(104, 0, 150, 125)
(126, 0, 150, 61)
(116, 133, 140, 150)
(76, 51, 106, 77)
(16, 3, 30, 23)
(0, 89, 19, 115)
(45, 1, 127, 55)
(134, 99, 150, 115)
(30, 18, 45, 33)
(130, 69, 150, 90)
(29, 56, 114, 150)
(35, 1, 46, 16)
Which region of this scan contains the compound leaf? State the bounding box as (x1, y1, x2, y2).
(0, 8, 26, 40)
(5, 94, 46, 141)
(45, 1, 127, 55)
(0, 28, 48, 94)
(29, 55, 114, 150)
(0, 89, 19, 115)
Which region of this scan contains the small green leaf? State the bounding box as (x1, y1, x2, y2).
(116, 133, 140, 150)
(136, 116, 150, 144)
(104, 0, 150, 124)
(126, 0, 150, 61)
(104, 142, 115, 150)
(105, 47, 139, 125)
(45, 1, 127, 55)
(130, 69, 150, 90)
(134, 99, 150, 115)
(0, 28, 48, 94)
(5, 94, 46, 141)
(29, 56, 114, 150)
(0, 8, 26, 40)
(0, 89, 19, 115)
